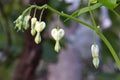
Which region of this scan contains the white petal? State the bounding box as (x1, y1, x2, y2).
(51, 28, 58, 40)
(93, 58, 99, 69)
(58, 29, 65, 39)
(91, 44, 99, 57)
(39, 21, 46, 32)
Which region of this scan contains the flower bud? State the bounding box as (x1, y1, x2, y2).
(35, 21, 46, 32)
(23, 15, 31, 30)
(91, 44, 99, 58)
(55, 41, 60, 52)
(93, 57, 99, 69)
(14, 15, 23, 31)
(31, 17, 37, 28)
(34, 32, 41, 44)
(51, 28, 64, 41)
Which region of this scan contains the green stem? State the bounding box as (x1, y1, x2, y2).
(46, 5, 94, 29)
(88, 0, 97, 44)
(111, 9, 120, 18)
(96, 30, 120, 70)
(33, 8, 37, 17)
(39, 8, 45, 21)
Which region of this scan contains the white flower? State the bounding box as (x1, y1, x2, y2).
(35, 21, 46, 32)
(51, 28, 64, 41)
(23, 15, 31, 29)
(91, 44, 99, 69)
(51, 28, 65, 52)
(14, 15, 23, 31)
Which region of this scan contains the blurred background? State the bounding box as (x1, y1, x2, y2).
(0, 0, 120, 80)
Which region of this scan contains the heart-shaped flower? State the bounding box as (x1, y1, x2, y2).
(51, 28, 64, 41)
(35, 21, 46, 32)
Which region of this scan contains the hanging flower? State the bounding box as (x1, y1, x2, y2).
(91, 44, 99, 68)
(51, 28, 65, 52)
(14, 15, 23, 31)
(23, 15, 31, 30)
(34, 21, 46, 44)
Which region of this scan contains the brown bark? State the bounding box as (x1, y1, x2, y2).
(13, 0, 48, 80)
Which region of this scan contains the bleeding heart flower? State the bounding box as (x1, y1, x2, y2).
(91, 44, 99, 69)
(23, 15, 31, 30)
(51, 28, 64, 41)
(35, 21, 46, 32)
(51, 28, 65, 52)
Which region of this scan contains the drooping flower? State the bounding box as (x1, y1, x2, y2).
(34, 21, 46, 44)
(51, 28, 65, 52)
(14, 15, 23, 31)
(91, 44, 99, 69)
(23, 15, 31, 30)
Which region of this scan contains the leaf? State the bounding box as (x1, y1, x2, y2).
(99, 0, 117, 9)
(64, 3, 102, 22)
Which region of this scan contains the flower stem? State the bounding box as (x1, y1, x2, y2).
(88, 0, 97, 44)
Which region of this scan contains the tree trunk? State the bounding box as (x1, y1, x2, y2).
(13, 0, 48, 80)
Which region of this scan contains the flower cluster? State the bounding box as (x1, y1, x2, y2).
(31, 17, 46, 44)
(91, 44, 99, 69)
(14, 8, 65, 52)
(14, 8, 46, 44)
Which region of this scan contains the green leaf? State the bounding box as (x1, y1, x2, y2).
(64, 3, 102, 22)
(99, 0, 117, 9)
